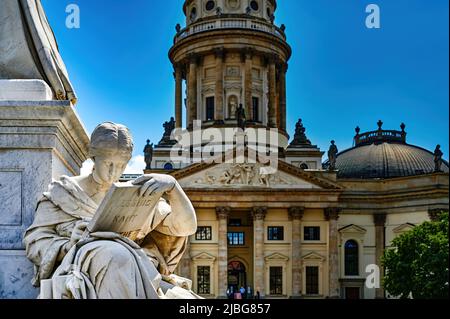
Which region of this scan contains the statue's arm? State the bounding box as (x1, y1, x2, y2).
(154, 182, 197, 237)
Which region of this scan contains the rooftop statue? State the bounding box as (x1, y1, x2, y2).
(0, 0, 77, 103)
(24, 122, 199, 299)
(328, 140, 338, 171)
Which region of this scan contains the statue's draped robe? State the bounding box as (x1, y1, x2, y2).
(24, 176, 198, 299)
(0, 0, 77, 103)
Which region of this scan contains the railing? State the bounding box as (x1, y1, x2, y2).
(174, 18, 286, 43)
(354, 129, 407, 146)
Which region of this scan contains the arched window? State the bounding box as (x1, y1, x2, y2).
(345, 240, 359, 276)
(300, 163, 309, 170)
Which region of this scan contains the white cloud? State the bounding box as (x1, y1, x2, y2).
(124, 155, 146, 174)
(80, 159, 94, 176)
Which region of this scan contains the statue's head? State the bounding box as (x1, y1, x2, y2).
(89, 122, 134, 185)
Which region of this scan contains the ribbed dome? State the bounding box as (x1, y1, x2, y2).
(336, 143, 449, 179)
(331, 122, 449, 179)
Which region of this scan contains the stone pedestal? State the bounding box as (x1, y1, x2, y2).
(0, 98, 89, 298)
(0, 80, 53, 101)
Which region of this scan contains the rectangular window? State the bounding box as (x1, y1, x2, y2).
(304, 227, 321, 241)
(195, 226, 212, 241)
(268, 226, 284, 241)
(206, 96, 215, 121)
(306, 266, 319, 295)
(270, 267, 283, 295)
(227, 232, 245, 246)
(252, 97, 259, 122)
(197, 266, 211, 295)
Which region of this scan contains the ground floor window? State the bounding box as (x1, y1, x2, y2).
(269, 267, 283, 295)
(305, 266, 319, 295)
(197, 266, 211, 295)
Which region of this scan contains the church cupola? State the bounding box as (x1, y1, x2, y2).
(170, 0, 291, 138)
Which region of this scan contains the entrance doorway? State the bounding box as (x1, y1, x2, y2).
(228, 261, 247, 296)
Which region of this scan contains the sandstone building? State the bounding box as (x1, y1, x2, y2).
(145, 0, 450, 299)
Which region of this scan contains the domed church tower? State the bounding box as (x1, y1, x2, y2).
(169, 0, 291, 136)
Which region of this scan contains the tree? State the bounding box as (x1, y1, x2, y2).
(383, 212, 449, 299)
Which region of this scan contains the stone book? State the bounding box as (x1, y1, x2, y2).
(86, 181, 160, 235)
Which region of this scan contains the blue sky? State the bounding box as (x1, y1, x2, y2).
(42, 0, 449, 172)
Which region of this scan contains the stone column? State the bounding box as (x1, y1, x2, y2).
(244, 49, 253, 121)
(178, 236, 191, 279)
(279, 63, 287, 132)
(324, 207, 341, 298)
(289, 207, 305, 298)
(252, 207, 267, 297)
(374, 213, 386, 299)
(216, 206, 230, 298)
(174, 64, 183, 129)
(188, 55, 198, 128)
(214, 48, 225, 123)
(268, 56, 277, 128)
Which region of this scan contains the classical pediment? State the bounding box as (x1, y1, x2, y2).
(172, 153, 342, 190)
(393, 223, 416, 234)
(192, 252, 216, 262)
(302, 252, 325, 262)
(339, 224, 367, 234)
(265, 253, 289, 262)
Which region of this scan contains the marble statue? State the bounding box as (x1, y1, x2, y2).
(144, 140, 154, 170)
(434, 145, 444, 172)
(23, 122, 200, 299)
(328, 140, 338, 171)
(0, 0, 77, 103)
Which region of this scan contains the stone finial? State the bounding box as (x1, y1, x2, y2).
(355, 126, 361, 135)
(175, 23, 181, 33)
(289, 207, 305, 220)
(377, 120, 384, 131)
(434, 145, 444, 172)
(280, 24, 286, 32)
(252, 207, 268, 220)
(324, 207, 341, 221)
(400, 123, 406, 132)
(373, 213, 387, 226)
(216, 207, 231, 220)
